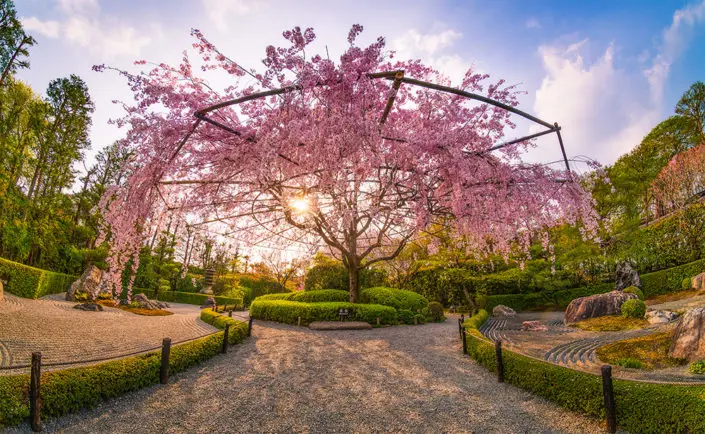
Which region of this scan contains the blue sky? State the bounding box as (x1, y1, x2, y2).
(15, 0, 705, 172)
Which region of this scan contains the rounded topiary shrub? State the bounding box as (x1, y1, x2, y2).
(689, 360, 705, 375)
(359, 287, 428, 311)
(397, 309, 414, 325)
(682, 277, 692, 291)
(621, 299, 646, 319)
(623, 286, 644, 300)
(428, 301, 444, 322)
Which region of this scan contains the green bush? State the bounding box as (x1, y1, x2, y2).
(616, 358, 644, 369)
(683, 277, 692, 291)
(287, 289, 349, 303)
(0, 332, 230, 427)
(690, 360, 705, 375)
(640, 258, 705, 297)
(249, 300, 397, 325)
(360, 287, 428, 312)
(137, 288, 242, 310)
(254, 293, 291, 301)
(621, 299, 646, 319)
(623, 286, 644, 300)
(464, 330, 705, 433)
(0, 257, 76, 299)
(239, 275, 288, 306)
(463, 309, 489, 330)
(397, 309, 414, 324)
(428, 301, 444, 322)
(200, 309, 249, 345)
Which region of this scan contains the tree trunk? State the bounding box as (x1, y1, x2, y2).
(349, 266, 360, 303)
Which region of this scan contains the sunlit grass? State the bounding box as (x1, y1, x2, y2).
(596, 331, 687, 370)
(572, 315, 648, 331)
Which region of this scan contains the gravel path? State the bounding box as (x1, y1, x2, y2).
(7, 317, 608, 433)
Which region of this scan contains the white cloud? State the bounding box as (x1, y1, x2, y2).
(202, 0, 262, 32)
(21, 16, 61, 38)
(644, 0, 705, 105)
(21, 0, 152, 60)
(525, 17, 541, 29)
(533, 39, 659, 164)
(391, 28, 469, 82)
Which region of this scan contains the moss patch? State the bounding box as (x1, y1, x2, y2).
(97, 300, 173, 316)
(645, 289, 705, 306)
(572, 315, 648, 331)
(596, 331, 687, 370)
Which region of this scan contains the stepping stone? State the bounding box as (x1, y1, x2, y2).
(309, 321, 373, 330)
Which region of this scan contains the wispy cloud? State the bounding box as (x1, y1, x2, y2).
(201, 0, 264, 32)
(525, 17, 541, 29)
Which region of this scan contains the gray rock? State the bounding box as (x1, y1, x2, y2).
(615, 261, 641, 291)
(493, 305, 516, 318)
(670, 308, 705, 361)
(67, 265, 103, 301)
(692, 273, 705, 290)
(564, 290, 637, 324)
(645, 309, 679, 325)
(132, 293, 167, 310)
(73, 302, 103, 312)
(522, 320, 548, 331)
(201, 296, 217, 309)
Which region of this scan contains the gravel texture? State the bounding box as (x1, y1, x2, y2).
(7, 317, 606, 433)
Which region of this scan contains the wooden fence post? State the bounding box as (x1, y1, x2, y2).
(461, 327, 467, 354)
(160, 338, 171, 384)
(222, 324, 230, 354)
(228, 310, 232, 317)
(297, 316, 301, 326)
(458, 318, 463, 339)
(248, 317, 253, 337)
(602, 365, 617, 433)
(495, 340, 504, 383)
(376, 317, 380, 326)
(30, 352, 42, 432)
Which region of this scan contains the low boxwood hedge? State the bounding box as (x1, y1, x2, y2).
(138, 289, 242, 310)
(640, 258, 705, 298)
(463, 326, 705, 433)
(249, 300, 397, 325)
(253, 289, 348, 304)
(0, 257, 76, 299)
(200, 309, 249, 345)
(462, 309, 489, 330)
(360, 287, 428, 312)
(0, 332, 230, 427)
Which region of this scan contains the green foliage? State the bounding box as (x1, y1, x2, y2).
(249, 300, 398, 325)
(690, 360, 705, 375)
(682, 277, 692, 291)
(464, 330, 705, 433)
(462, 309, 488, 330)
(137, 289, 242, 310)
(428, 301, 444, 322)
(623, 286, 644, 300)
(616, 358, 644, 369)
(239, 274, 288, 306)
(0, 332, 229, 427)
(0, 256, 75, 298)
(287, 289, 349, 303)
(640, 258, 705, 297)
(397, 309, 414, 324)
(359, 287, 428, 312)
(304, 262, 386, 291)
(199, 309, 249, 345)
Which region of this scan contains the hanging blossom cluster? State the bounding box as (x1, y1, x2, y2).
(95, 25, 598, 299)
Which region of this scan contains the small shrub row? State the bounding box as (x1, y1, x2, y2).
(359, 287, 429, 312)
(138, 289, 242, 310)
(462, 309, 489, 330)
(640, 258, 705, 298)
(0, 332, 227, 427)
(0, 257, 76, 299)
(249, 300, 398, 325)
(200, 309, 249, 345)
(464, 331, 705, 433)
(253, 289, 348, 303)
(623, 285, 644, 300)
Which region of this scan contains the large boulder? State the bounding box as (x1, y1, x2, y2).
(615, 262, 641, 291)
(66, 265, 103, 301)
(692, 273, 705, 291)
(201, 296, 216, 310)
(493, 305, 516, 318)
(132, 293, 169, 310)
(669, 308, 705, 361)
(645, 310, 679, 325)
(564, 290, 638, 324)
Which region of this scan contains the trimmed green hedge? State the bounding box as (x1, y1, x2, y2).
(479, 283, 614, 312)
(0, 257, 76, 299)
(253, 289, 349, 303)
(137, 289, 242, 310)
(249, 300, 398, 325)
(464, 330, 705, 433)
(640, 258, 705, 298)
(462, 309, 489, 330)
(360, 287, 429, 312)
(0, 332, 230, 427)
(200, 309, 249, 345)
